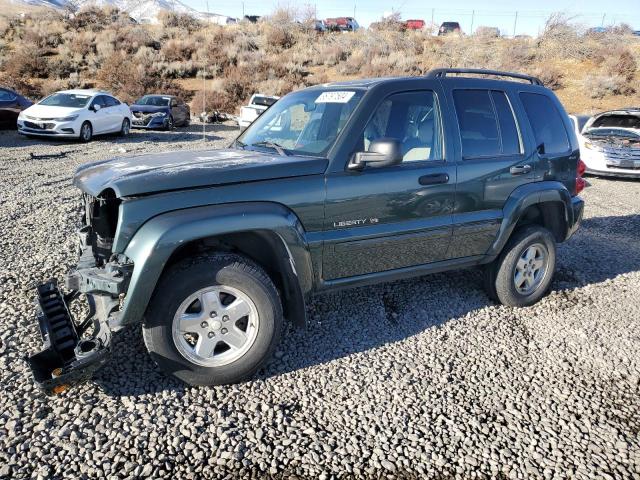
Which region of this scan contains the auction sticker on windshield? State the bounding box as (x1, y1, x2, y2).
(315, 91, 356, 103)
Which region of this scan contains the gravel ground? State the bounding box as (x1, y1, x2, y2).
(1, 125, 639, 479)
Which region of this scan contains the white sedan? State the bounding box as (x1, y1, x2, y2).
(18, 89, 132, 142)
(571, 110, 640, 178)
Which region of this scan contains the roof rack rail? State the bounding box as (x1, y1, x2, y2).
(426, 68, 543, 85)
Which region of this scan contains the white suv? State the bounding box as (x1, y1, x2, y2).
(18, 89, 132, 142)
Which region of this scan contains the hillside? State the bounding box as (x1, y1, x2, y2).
(0, 6, 639, 115)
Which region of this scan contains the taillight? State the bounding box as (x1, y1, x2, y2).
(575, 159, 586, 195)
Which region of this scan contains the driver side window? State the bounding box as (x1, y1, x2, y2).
(363, 91, 444, 162)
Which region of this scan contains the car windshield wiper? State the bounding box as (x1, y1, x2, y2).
(251, 141, 288, 156)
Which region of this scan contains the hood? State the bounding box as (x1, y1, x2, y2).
(130, 104, 169, 114)
(23, 104, 82, 119)
(74, 148, 328, 197)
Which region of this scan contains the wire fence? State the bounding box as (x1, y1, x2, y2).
(202, 2, 640, 36)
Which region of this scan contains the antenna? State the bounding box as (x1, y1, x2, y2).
(202, 0, 210, 142)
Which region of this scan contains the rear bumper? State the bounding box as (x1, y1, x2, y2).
(26, 281, 111, 395)
(566, 196, 584, 240)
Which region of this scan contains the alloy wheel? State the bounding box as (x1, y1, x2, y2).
(171, 285, 259, 367)
(513, 243, 549, 295)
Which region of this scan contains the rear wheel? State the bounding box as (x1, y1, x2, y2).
(143, 253, 283, 386)
(79, 121, 92, 143)
(484, 225, 556, 307)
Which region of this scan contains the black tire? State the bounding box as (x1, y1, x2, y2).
(165, 116, 174, 130)
(484, 225, 556, 307)
(143, 253, 283, 386)
(119, 118, 130, 137)
(79, 121, 92, 143)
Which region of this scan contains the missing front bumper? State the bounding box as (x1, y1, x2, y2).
(26, 280, 111, 396)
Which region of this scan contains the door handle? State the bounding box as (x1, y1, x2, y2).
(419, 173, 449, 185)
(510, 164, 532, 175)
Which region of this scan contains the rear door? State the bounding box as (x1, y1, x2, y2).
(445, 86, 534, 258)
(103, 95, 122, 131)
(322, 87, 457, 281)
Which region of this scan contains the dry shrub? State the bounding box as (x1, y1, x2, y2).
(584, 74, 635, 98)
(162, 39, 196, 62)
(158, 11, 201, 32)
(96, 50, 187, 103)
(607, 49, 637, 82)
(2, 46, 49, 78)
(266, 27, 295, 50)
(534, 67, 564, 90)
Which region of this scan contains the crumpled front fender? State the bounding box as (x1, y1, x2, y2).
(119, 202, 313, 326)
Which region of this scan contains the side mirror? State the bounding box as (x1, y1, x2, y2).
(349, 138, 403, 170)
(536, 142, 546, 155)
(92, 104, 101, 112)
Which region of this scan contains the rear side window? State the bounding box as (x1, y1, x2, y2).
(454, 89, 524, 158)
(104, 96, 119, 107)
(519, 92, 570, 154)
(491, 91, 521, 155)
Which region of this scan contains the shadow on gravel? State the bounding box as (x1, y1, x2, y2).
(93, 213, 640, 397)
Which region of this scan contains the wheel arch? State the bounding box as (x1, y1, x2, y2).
(120, 202, 313, 328)
(486, 181, 575, 258)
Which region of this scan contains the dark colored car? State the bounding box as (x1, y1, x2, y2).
(27, 69, 584, 395)
(0, 87, 32, 129)
(439, 21, 462, 35)
(130, 95, 190, 130)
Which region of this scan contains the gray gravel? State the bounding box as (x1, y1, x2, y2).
(1, 125, 639, 479)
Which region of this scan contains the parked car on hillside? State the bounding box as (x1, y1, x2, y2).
(0, 87, 33, 129)
(26, 68, 585, 395)
(576, 109, 640, 178)
(325, 17, 359, 32)
(238, 94, 279, 128)
(17, 90, 132, 142)
(439, 21, 462, 35)
(405, 19, 425, 30)
(130, 95, 190, 130)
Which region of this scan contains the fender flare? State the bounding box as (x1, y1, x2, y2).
(118, 202, 313, 327)
(486, 181, 575, 258)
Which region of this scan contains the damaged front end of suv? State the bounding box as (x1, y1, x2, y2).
(27, 190, 133, 395)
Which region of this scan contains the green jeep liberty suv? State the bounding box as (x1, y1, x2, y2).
(28, 69, 585, 394)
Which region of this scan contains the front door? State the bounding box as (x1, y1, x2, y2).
(322, 89, 456, 281)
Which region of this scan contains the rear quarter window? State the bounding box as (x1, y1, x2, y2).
(519, 92, 570, 154)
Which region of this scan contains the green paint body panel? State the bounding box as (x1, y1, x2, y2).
(71, 75, 584, 327)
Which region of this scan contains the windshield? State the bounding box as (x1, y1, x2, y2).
(39, 93, 92, 108)
(590, 114, 640, 130)
(238, 89, 364, 157)
(135, 96, 171, 106)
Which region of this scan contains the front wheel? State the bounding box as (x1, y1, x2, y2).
(484, 225, 556, 307)
(165, 116, 174, 130)
(79, 121, 92, 143)
(143, 253, 283, 386)
(120, 118, 130, 136)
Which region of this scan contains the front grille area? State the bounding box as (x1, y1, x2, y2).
(132, 112, 153, 126)
(603, 147, 640, 170)
(24, 121, 55, 130)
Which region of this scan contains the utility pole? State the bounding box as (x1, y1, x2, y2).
(470, 10, 475, 35)
(431, 8, 434, 34)
(513, 11, 518, 38)
(242, 2, 245, 18)
(601, 13, 606, 27)
(353, 3, 356, 18)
